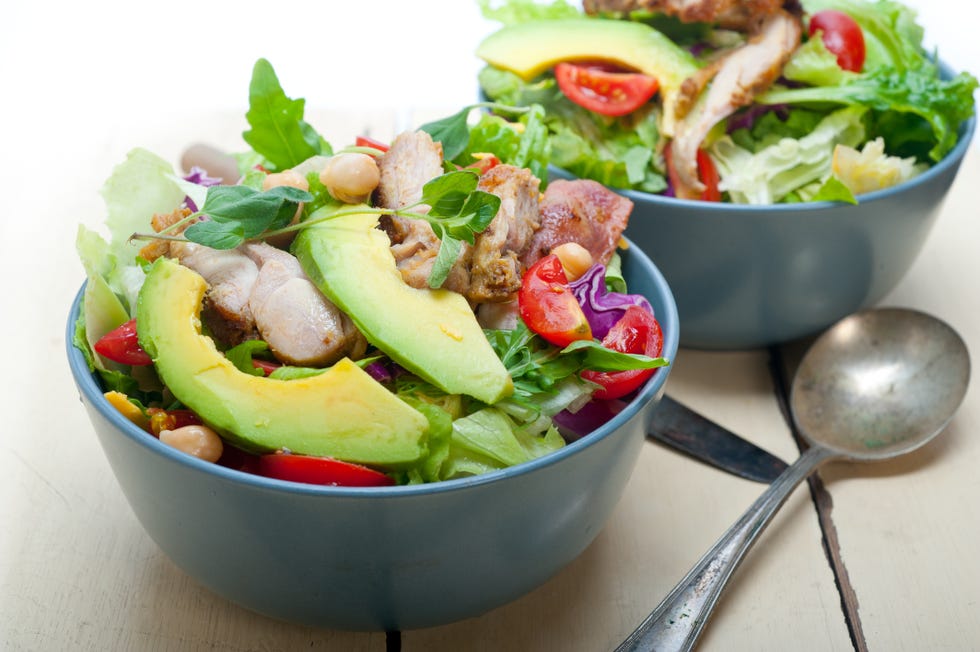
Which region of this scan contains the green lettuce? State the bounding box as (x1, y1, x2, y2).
(478, 66, 667, 192)
(709, 106, 868, 204)
(762, 0, 978, 162)
(477, 0, 580, 24)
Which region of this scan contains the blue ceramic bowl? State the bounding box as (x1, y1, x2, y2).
(66, 240, 678, 631)
(552, 65, 975, 350)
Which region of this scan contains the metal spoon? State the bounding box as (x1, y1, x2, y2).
(617, 307, 971, 652)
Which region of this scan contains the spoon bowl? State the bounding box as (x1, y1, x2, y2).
(618, 307, 970, 652)
(792, 308, 970, 460)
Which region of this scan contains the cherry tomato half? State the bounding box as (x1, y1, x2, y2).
(258, 452, 394, 487)
(554, 62, 660, 117)
(466, 154, 501, 175)
(355, 135, 390, 153)
(94, 318, 153, 366)
(581, 306, 664, 400)
(251, 358, 282, 376)
(664, 143, 722, 202)
(519, 254, 592, 347)
(808, 10, 866, 72)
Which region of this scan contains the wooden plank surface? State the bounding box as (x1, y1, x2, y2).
(2, 0, 978, 646)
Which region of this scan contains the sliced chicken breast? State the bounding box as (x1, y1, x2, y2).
(242, 242, 366, 367)
(670, 8, 801, 197)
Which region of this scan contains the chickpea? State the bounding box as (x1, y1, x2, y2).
(319, 153, 380, 204)
(261, 168, 310, 247)
(159, 424, 224, 463)
(550, 242, 594, 281)
(262, 168, 309, 192)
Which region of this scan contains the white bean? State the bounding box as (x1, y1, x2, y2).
(551, 242, 594, 281)
(159, 424, 224, 463)
(319, 153, 380, 204)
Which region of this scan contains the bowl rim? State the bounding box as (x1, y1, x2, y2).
(66, 237, 679, 499)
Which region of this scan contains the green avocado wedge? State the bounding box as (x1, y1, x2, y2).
(476, 17, 699, 134)
(136, 257, 430, 466)
(293, 209, 514, 405)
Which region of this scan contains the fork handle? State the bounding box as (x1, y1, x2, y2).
(616, 445, 836, 652)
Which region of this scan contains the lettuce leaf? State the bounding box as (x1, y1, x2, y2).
(762, 0, 978, 162)
(478, 66, 668, 192)
(477, 0, 580, 24)
(710, 106, 868, 204)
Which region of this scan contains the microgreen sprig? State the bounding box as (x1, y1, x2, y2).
(131, 168, 500, 290)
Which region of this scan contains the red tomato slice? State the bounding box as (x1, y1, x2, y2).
(94, 318, 153, 366)
(808, 10, 866, 72)
(664, 142, 722, 202)
(251, 358, 282, 376)
(355, 135, 390, 153)
(519, 254, 593, 347)
(581, 306, 664, 400)
(466, 154, 501, 175)
(554, 62, 660, 117)
(258, 452, 394, 487)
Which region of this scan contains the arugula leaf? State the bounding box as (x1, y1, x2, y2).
(420, 107, 472, 161)
(560, 339, 669, 371)
(242, 58, 326, 171)
(487, 320, 667, 405)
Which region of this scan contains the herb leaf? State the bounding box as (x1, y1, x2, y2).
(420, 107, 472, 161)
(183, 184, 312, 249)
(242, 58, 325, 171)
(410, 170, 502, 287)
(428, 230, 462, 289)
(421, 169, 479, 216)
(183, 220, 246, 250)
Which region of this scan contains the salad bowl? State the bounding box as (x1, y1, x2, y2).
(554, 95, 976, 349)
(67, 238, 679, 631)
(476, 0, 977, 350)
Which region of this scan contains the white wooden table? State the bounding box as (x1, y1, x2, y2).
(2, 2, 978, 650)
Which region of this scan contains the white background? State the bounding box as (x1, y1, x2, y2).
(2, 1, 976, 140)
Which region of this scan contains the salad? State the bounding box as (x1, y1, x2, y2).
(476, 0, 978, 203)
(73, 59, 670, 487)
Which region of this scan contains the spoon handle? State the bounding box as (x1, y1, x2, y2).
(617, 445, 836, 652)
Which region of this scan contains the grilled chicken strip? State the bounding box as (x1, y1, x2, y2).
(242, 243, 367, 367)
(582, 0, 784, 31)
(374, 130, 474, 293)
(671, 8, 801, 197)
(169, 240, 259, 345)
(521, 179, 632, 270)
(468, 164, 541, 303)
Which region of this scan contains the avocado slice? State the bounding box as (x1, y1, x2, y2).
(292, 210, 513, 405)
(136, 257, 430, 466)
(476, 17, 699, 134)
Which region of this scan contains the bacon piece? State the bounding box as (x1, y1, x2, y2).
(521, 179, 632, 270)
(582, 0, 784, 30)
(671, 9, 801, 197)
